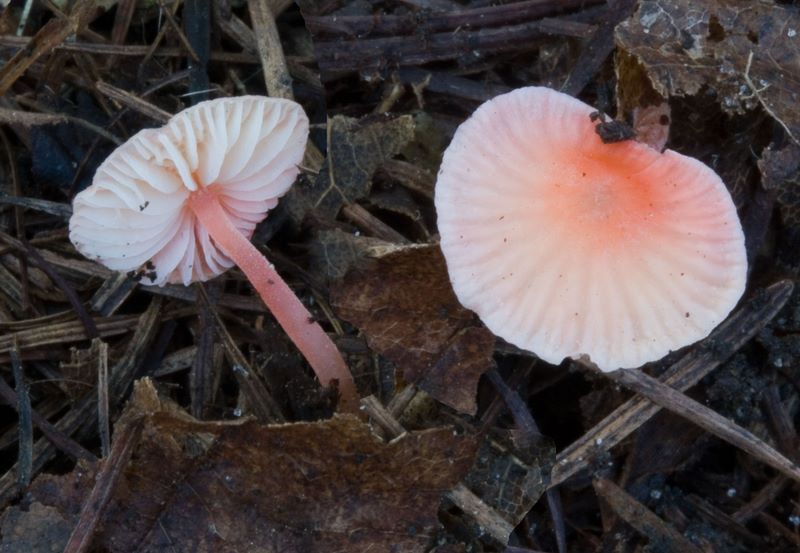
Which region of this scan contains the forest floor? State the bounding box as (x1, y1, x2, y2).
(0, 0, 799, 552)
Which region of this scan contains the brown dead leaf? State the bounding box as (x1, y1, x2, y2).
(331, 244, 495, 415)
(616, 0, 800, 144)
(3, 379, 476, 553)
(284, 113, 415, 222)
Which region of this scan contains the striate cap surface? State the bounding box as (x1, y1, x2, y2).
(69, 96, 308, 286)
(435, 87, 747, 371)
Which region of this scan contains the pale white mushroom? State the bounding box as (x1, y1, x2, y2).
(70, 96, 359, 410)
(435, 87, 748, 371)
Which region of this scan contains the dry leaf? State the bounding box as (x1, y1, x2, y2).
(616, 0, 800, 144)
(331, 245, 494, 415)
(2, 380, 476, 553)
(285, 113, 415, 222)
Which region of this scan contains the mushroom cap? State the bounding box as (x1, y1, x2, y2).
(435, 87, 747, 371)
(69, 96, 308, 286)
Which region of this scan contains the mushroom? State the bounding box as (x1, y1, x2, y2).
(435, 87, 747, 371)
(69, 96, 359, 411)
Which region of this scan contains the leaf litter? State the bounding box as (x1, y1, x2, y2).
(331, 244, 495, 415)
(616, 0, 800, 143)
(0, 0, 799, 552)
(1, 379, 477, 553)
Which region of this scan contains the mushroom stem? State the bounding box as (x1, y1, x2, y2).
(188, 188, 359, 412)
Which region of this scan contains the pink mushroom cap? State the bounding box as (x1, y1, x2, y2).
(69, 96, 308, 286)
(435, 87, 748, 371)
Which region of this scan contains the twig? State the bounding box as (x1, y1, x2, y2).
(609, 368, 800, 484)
(361, 395, 407, 438)
(0, 103, 122, 145)
(96, 340, 111, 457)
(560, 0, 637, 96)
(446, 483, 516, 544)
(306, 0, 601, 37)
(0, 192, 73, 219)
(89, 273, 137, 317)
(198, 286, 285, 422)
(157, 0, 200, 62)
(0, 128, 31, 314)
(62, 418, 144, 553)
(397, 68, 511, 104)
(0, 36, 259, 63)
(95, 80, 172, 124)
(0, 371, 95, 462)
(379, 158, 436, 200)
(762, 384, 798, 453)
(110, 0, 137, 45)
(314, 18, 594, 73)
(684, 494, 765, 548)
(341, 203, 409, 244)
(248, 0, 293, 99)
(550, 280, 794, 487)
(0, 230, 99, 339)
(733, 475, 789, 523)
(191, 283, 217, 419)
(0, 299, 162, 508)
(140, 0, 183, 75)
(594, 478, 703, 553)
(11, 340, 32, 488)
(0, 0, 95, 95)
(16, 0, 34, 36)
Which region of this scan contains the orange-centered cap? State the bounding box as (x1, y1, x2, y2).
(435, 87, 747, 371)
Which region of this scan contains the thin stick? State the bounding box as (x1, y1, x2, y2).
(10, 339, 32, 488)
(594, 478, 703, 553)
(550, 279, 794, 487)
(610, 368, 800, 484)
(95, 80, 172, 124)
(0, 128, 31, 315)
(0, 230, 99, 339)
(188, 188, 359, 412)
(0, 374, 94, 462)
(96, 340, 111, 457)
(248, 0, 293, 99)
(156, 0, 200, 62)
(62, 418, 143, 553)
